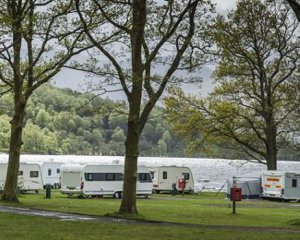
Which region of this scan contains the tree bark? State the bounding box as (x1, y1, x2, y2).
(1, 98, 26, 202)
(287, 0, 300, 21)
(119, 118, 140, 214)
(1, 1, 24, 202)
(118, 0, 146, 215)
(265, 118, 278, 170)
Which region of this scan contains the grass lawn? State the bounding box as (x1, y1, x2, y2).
(1, 191, 300, 239)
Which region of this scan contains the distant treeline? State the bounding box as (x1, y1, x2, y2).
(0, 84, 298, 160)
(0, 84, 185, 157)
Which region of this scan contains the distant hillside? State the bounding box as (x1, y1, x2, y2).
(0, 84, 185, 156)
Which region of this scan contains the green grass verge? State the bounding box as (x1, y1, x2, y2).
(1, 191, 300, 239)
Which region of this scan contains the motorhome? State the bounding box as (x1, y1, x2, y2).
(149, 166, 194, 193)
(0, 162, 43, 193)
(41, 161, 64, 188)
(262, 171, 300, 201)
(60, 164, 152, 198)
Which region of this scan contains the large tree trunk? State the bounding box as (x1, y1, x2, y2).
(119, 117, 140, 214)
(118, 0, 146, 215)
(265, 137, 277, 170)
(1, 98, 26, 202)
(265, 117, 277, 170)
(1, 2, 24, 202)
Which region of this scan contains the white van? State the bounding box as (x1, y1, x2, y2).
(0, 162, 43, 193)
(60, 164, 152, 198)
(149, 166, 194, 193)
(262, 171, 300, 201)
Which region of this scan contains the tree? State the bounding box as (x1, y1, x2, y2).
(75, 0, 213, 214)
(0, 115, 10, 150)
(35, 109, 51, 128)
(0, 0, 92, 202)
(165, 0, 300, 170)
(287, 0, 300, 20)
(23, 123, 46, 153)
(157, 138, 168, 156)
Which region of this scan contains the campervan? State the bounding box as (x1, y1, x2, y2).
(149, 166, 194, 193)
(60, 164, 152, 198)
(0, 162, 43, 193)
(262, 171, 300, 201)
(41, 161, 64, 188)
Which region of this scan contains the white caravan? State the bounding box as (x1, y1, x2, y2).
(41, 161, 64, 188)
(0, 162, 43, 193)
(262, 171, 300, 201)
(60, 164, 153, 198)
(149, 166, 194, 193)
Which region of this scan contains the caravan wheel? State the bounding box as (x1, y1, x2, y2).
(113, 192, 122, 199)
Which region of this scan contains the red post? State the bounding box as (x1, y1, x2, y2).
(231, 177, 242, 214)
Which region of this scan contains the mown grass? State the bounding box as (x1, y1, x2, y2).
(1, 212, 299, 240)
(1, 191, 300, 239)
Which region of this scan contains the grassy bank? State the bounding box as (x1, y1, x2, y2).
(1, 191, 300, 239)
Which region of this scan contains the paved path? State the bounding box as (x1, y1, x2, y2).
(1, 205, 300, 234)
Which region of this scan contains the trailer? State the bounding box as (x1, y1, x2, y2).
(262, 170, 300, 201)
(148, 166, 194, 193)
(41, 161, 64, 188)
(0, 162, 43, 193)
(60, 164, 152, 198)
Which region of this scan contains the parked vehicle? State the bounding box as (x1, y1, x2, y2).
(41, 161, 64, 189)
(0, 162, 43, 193)
(262, 170, 300, 201)
(60, 164, 152, 198)
(148, 166, 194, 193)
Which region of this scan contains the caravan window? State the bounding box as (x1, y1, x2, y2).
(106, 173, 115, 181)
(115, 173, 123, 181)
(18, 171, 23, 176)
(86, 173, 93, 181)
(85, 173, 105, 181)
(163, 171, 167, 179)
(138, 173, 152, 182)
(48, 169, 52, 176)
(150, 171, 155, 179)
(56, 168, 60, 174)
(182, 173, 190, 180)
(106, 173, 123, 181)
(30, 171, 39, 178)
(292, 179, 297, 187)
(84, 173, 123, 181)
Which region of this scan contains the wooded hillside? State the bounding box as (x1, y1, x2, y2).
(0, 84, 184, 156)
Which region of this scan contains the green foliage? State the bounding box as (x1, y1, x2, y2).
(0, 84, 183, 156)
(0, 115, 10, 150)
(165, 1, 300, 164)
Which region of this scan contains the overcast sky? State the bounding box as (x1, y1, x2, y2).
(53, 0, 238, 98)
(212, 0, 237, 12)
